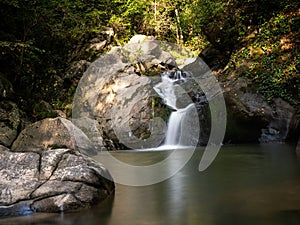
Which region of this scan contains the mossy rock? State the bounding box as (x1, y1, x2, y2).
(33, 100, 59, 120)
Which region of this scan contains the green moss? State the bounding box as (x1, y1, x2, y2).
(151, 96, 171, 122)
(33, 101, 59, 120)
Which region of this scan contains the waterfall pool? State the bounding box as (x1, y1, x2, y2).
(1, 143, 300, 225)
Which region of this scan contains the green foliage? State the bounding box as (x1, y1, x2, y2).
(226, 9, 299, 107)
(151, 96, 171, 122)
(0, 0, 117, 116)
(109, 0, 148, 43)
(109, 0, 202, 44)
(0, 0, 299, 119)
(33, 101, 58, 120)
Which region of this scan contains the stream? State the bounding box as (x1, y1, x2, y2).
(1, 143, 300, 225)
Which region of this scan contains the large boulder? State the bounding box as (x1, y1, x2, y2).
(11, 117, 99, 155)
(0, 148, 114, 217)
(73, 36, 179, 150)
(0, 101, 20, 147)
(224, 77, 299, 143)
(224, 91, 271, 142)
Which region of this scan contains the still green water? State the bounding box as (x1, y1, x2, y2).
(1, 144, 300, 225)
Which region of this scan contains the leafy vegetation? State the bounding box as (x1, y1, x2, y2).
(0, 0, 299, 119)
(0, 0, 116, 114)
(225, 7, 299, 108)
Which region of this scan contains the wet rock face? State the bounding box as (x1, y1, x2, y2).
(0, 148, 114, 217)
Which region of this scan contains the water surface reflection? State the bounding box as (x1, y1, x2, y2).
(1, 144, 300, 225)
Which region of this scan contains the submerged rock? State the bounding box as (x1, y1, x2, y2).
(0, 148, 114, 217)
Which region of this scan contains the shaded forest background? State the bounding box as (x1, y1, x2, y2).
(0, 0, 299, 120)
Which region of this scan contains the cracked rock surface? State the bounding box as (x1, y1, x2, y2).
(0, 148, 114, 217)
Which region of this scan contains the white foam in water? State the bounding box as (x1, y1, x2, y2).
(164, 110, 182, 145)
(156, 145, 191, 150)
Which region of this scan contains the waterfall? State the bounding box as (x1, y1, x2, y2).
(164, 110, 182, 145)
(154, 71, 197, 148)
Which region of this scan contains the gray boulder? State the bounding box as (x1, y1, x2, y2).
(12, 117, 98, 155)
(110, 73, 167, 149)
(0, 101, 20, 147)
(72, 117, 105, 151)
(73, 36, 177, 150)
(224, 77, 273, 143)
(0, 148, 114, 217)
(224, 77, 299, 143)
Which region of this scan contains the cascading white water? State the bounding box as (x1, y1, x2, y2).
(154, 71, 195, 147)
(164, 110, 182, 145)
